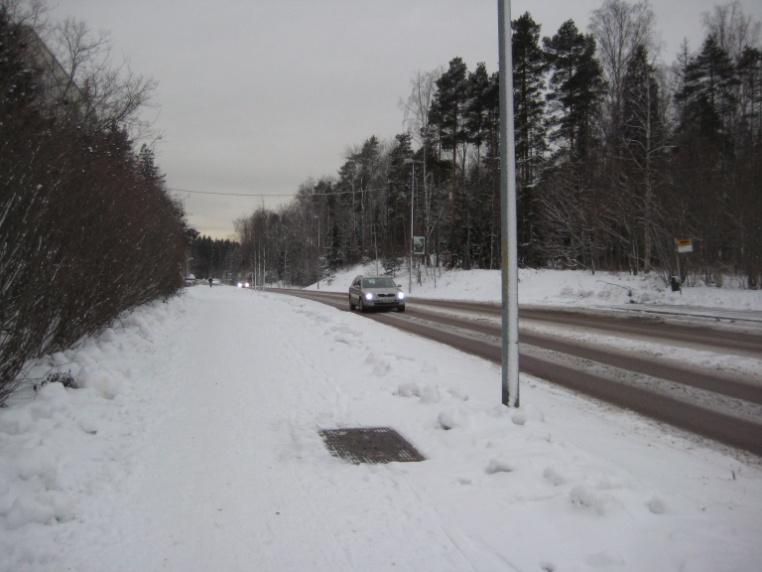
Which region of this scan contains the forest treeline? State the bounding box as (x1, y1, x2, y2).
(186, 231, 240, 281)
(0, 5, 186, 401)
(235, 0, 761, 289)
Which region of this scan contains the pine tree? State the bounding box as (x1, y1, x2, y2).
(464, 62, 491, 170)
(675, 35, 738, 148)
(512, 12, 547, 265)
(513, 12, 547, 185)
(386, 132, 414, 255)
(430, 57, 469, 171)
(458, 62, 494, 268)
(349, 136, 381, 259)
(673, 36, 740, 279)
(543, 20, 605, 160)
(429, 57, 469, 263)
(736, 46, 762, 146)
(729, 46, 761, 287)
(336, 158, 361, 262)
(538, 20, 606, 271)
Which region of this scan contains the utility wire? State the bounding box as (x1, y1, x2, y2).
(168, 187, 288, 198)
(167, 186, 394, 198)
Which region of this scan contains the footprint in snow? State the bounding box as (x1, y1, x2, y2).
(542, 466, 566, 486)
(485, 458, 514, 475)
(438, 409, 468, 430)
(395, 382, 421, 398)
(569, 485, 609, 515)
(647, 496, 667, 514)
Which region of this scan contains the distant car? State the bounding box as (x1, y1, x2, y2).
(348, 275, 405, 312)
(236, 281, 251, 288)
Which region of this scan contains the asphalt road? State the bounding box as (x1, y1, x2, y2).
(269, 288, 762, 456)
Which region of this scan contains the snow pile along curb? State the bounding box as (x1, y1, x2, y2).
(309, 265, 762, 311)
(0, 300, 185, 571)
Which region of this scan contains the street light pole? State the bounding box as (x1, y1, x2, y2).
(314, 215, 321, 290)
(409, 161, 415, 294)
(404, 158, 421, 294)
(499, 0, 520, 407)
(373, 224, 379, 276)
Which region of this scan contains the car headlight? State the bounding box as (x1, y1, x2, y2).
(364, 292, 373, 301)
(245, 282, 250, 288)
(237, 282, 243, 288)
(397, 292, 405, 300)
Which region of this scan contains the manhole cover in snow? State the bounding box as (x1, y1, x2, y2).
(319, 427, 425, 464)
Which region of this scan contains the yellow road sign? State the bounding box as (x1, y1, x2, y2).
(675, 239, 693, 253)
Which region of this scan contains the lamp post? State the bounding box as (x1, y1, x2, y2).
(314, 215, 320, 290)
(499, 0, 520, 407)
(404, 158, 422, 294)
(373, 223, 379, 276)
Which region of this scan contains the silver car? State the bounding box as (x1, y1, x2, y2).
(348, 275, 406, 312)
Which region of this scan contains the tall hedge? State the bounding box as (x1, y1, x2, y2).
(0, 10, 186, 403)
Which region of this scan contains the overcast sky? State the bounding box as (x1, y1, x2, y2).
(49, 0, 762, 239)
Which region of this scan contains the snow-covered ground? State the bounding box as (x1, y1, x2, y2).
(310, 263, 762, 313)
(2, 285, 761, 571)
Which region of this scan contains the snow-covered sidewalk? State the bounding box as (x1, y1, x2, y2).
(2, 286, 761, 571)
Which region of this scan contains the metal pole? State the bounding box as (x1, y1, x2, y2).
(374, 224, 379, 276)
(316, 217, 320, 290)
(409, 162, 415, 294)
(498, 0, 520, 407)
(674, 243, 681, 283)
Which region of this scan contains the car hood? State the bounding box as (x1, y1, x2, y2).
(365, 287, 400, 295)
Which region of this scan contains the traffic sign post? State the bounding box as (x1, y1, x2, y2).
(675, 238, 693, 254)
(672, 238, 693, 293)
(413, 236, 425, 256)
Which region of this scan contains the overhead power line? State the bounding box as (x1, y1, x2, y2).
(167, 186, 392, 198)
(168, 187, 288, 198)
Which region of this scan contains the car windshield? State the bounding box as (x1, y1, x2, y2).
(362, 277, 396, 288)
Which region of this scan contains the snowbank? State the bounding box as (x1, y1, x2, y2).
(0, 300, 184, 569)
(309, 263, 762, 310)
